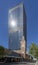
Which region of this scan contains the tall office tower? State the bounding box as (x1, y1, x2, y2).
(8, 3, 27, 51)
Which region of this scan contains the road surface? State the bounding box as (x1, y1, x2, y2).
(0, 62, 35, 65)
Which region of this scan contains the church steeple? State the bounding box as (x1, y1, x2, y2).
(20, 36, 26, 58)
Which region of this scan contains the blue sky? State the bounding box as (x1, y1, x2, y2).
(0, 0, 38, 49)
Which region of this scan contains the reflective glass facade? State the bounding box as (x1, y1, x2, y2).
(8, 4, 27, 50)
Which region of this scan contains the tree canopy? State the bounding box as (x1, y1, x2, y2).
(29, 43, 38, 59)
(0, 46, 5, 55)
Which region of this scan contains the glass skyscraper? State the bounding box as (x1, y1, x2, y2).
(8, 3, 27, 50)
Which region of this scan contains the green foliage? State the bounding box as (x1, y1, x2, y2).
(0, 46, 5, 55)
(0, 46, 9, 59)
(29, 43, 38, 58)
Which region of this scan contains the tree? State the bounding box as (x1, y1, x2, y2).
(29, 43, 38, 58)
(0, 46, 5, 55)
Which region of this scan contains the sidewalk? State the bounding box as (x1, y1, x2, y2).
(35, 61, 38, 65)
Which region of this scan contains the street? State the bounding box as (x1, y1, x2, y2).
(0, 62, 36, 65)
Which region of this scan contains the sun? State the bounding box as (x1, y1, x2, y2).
(10, 20, 16, 27)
